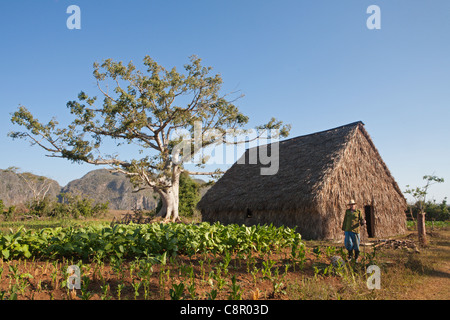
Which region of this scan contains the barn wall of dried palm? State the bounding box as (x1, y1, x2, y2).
(316, 126, 407, 240)
(201, 208, 324, 240)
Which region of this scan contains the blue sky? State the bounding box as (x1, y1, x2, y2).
(0, 0, 449, 202)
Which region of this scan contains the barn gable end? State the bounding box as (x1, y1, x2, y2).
(316, 124, 407, 239)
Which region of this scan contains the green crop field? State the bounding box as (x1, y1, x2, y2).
(0, 218, 449, 301)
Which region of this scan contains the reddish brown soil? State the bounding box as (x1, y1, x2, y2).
(1, 229, 449, 300)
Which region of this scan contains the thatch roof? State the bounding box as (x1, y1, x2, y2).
(197, 121, 404, 214)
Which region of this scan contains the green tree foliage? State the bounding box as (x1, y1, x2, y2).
(407, 198, 450, 221)
(178, 173, 201, 217)
(0, 199, 17, 220)
(26, 193, 109, 219)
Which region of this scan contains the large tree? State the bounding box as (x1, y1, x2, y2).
(9, 55, 290, 222)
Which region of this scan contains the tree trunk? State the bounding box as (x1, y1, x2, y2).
(155, 166, 181, 222)
(417, 211, 428, 247)
(156, 191, 168, 217)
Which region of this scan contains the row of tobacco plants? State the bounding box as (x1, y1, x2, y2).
(0, 222, 315, 300)
(0, 222, 303, 261)
(0, 194, 109, 221)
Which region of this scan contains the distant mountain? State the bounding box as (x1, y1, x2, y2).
(61, 169, 158, 210)
(0, 169, 61, 207)
(0, 168, 211, 211)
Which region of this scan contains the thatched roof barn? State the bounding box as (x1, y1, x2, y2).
(197, 121, 407, 240)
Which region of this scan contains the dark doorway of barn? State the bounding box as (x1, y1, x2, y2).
(364, 205, 375, 237)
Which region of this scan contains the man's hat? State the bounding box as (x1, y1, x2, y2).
(348, 199, 356, 205)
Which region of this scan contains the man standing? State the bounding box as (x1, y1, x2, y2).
(342, 199, 365, 261)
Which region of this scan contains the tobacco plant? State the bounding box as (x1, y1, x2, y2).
(0, 222, 303, 263)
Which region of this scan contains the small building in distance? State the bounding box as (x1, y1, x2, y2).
(197, 121, 407, 240)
